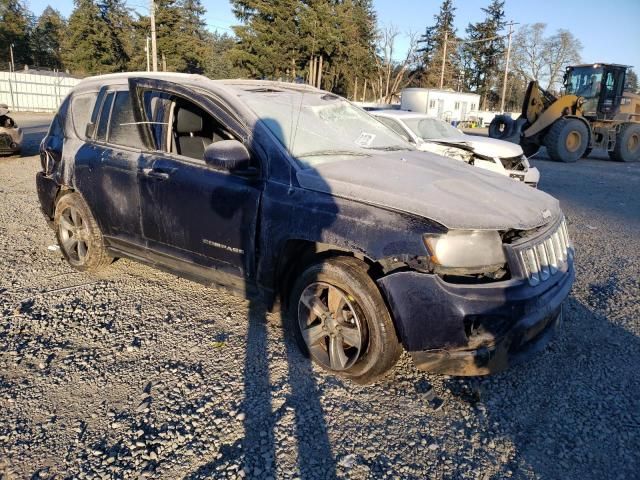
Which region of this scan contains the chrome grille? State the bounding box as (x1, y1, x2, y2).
(518, 218, 571, 286)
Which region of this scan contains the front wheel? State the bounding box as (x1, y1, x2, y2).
(289, 256, 402, 384)
(544, 118, 589, 162)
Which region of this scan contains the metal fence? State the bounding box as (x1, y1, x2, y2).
(0, 70, 82, 113)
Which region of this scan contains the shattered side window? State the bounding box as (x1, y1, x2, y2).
(108, 91, 144, 149)
(142, 90, 171, 151)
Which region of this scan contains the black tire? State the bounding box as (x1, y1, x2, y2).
(54, 192, 112, 272)
(609, 123, 640, 162)
(288, 256, 402, 384)
(543, 118, 589, 162)
(582, 147, 592, 158)
(488, 115, 514, 140)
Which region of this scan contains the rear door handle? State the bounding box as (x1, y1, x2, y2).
(141, 168, 170, 180)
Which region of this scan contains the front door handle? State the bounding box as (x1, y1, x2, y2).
(141, 168, 170, 180)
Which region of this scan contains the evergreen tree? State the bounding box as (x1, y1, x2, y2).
(329, 0, 378, 96)
(624, 69, 638, 94)
(62, 0, 130, 75)
(463, 0, 505, 108)
(98, 0, 132, 70)
(417, 0, 458, 88)
(230, 0, 302, 78)
(154, 0, 209, 73)
(0, 0, 33, 68)
(229, 0, 378, 92)
(30, 6, 66, 70)
(203, 31, 242, 79)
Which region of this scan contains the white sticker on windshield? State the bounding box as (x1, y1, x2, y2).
(355, 132, 376, 147)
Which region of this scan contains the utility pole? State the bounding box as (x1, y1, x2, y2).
(150, 0, 158, 72)
(7, 44, 16, 110)
(439, 31, 448, 89)
(500, 22, 518, 113)
(9, 43, 15, 72)
(145, 36, 151, 72)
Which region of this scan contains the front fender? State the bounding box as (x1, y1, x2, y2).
(256, 180, 444, 290)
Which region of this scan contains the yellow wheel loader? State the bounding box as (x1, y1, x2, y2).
(489, 64, 640, 162)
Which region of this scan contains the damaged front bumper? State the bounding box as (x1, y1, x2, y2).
(377, 256, 574, 376)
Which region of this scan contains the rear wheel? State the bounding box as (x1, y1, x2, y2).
(544, 118, 589, 162)
(609, 123, 640, 162)
(289, 256, 402, 384)
(54, 192, 112, 272)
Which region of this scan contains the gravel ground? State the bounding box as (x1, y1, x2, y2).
(1, 113, 639, 479)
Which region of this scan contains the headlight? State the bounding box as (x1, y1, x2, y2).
(423, 230, 506, 271)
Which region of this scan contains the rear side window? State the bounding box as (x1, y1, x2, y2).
(71, 92, 98, 139)
(109, 91, 143, 149)
(96, 92, 114, 142)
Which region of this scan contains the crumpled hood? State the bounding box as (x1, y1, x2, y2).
(459, 135, 524, 158)
(296, 151, 561, 231)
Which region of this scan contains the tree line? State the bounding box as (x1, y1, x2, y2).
(2, 0, 635, 110)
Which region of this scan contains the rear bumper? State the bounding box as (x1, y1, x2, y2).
(377, 257, 574, 376)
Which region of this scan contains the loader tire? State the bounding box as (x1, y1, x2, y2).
(544, 118, 589, 162)
(609, 123, 640, 162)
(489, 115, 514, 140)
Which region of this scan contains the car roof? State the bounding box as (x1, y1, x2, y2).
(73, 72, 324, 96)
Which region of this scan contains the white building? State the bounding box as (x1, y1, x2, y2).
(400, 88, 481, 123)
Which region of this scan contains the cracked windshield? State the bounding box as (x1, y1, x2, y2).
(242, 90, 413, 167)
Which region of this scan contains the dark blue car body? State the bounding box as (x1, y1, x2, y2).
(36, 73, 574, 376)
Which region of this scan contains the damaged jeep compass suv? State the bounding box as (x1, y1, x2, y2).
(36, 73, 574, 383)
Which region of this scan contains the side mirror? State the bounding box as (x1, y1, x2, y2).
(204, 140, 251, 172)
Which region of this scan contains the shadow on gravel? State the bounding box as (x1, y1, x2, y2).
(186, 118, 338, 479)
(444, 296, 640, 479)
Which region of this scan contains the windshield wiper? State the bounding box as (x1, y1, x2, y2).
(296, 149, 371, 158)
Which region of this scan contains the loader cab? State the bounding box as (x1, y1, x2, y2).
(564, 64, 628, 120)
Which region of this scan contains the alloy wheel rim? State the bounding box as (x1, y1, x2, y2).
(297, 282, 365, 371)
(566, 131, 582, 152)
(59, 207, 90, 262)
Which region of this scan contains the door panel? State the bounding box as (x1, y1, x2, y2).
(128, 78, 262, 279)
(74, 90, 145, 244)
(138, 155, 261, 277)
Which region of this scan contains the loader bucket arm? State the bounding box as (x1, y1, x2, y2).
(522, 81, 558, 125)
(523, 94, 581, 138)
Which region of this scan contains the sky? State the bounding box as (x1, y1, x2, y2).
(25, 0, 640, 71)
